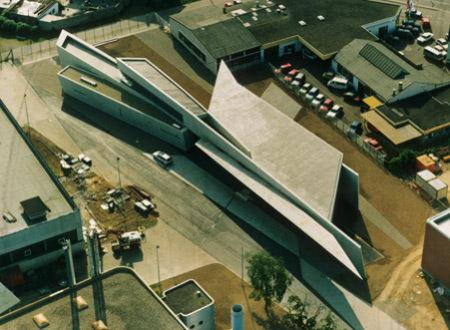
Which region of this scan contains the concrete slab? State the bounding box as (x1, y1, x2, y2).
(261, 82, 301, 119)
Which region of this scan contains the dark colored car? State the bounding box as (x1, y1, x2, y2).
(348, 121, 363, 136)
(322, 71, 335, 81)
(343, 91, 362, 104)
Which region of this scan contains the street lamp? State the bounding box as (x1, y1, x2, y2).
(24, 93, 31, 141)
(156, 245, 162, 294)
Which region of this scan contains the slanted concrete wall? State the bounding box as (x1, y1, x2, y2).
(338, 164, 360, 210)
(58, 74, 195, 151)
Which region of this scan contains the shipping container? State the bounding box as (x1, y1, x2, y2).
(421, 178, 448, 200)
(416, 170, 436, 191)
(428, 179, 448, 200)
(416, 155, 436, 173)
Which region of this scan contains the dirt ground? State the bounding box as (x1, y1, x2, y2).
(98, 36, 212, 108)
(158, 263, 287, 330)
(28, 128, 158, 234)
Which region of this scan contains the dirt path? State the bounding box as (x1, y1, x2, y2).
(376, 245, 422, 302)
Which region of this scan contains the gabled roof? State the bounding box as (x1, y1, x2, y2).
(208, 63, 343, 221)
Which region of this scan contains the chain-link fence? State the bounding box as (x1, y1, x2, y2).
(0, 12, 156, 65)
(273, 69, 387, 167)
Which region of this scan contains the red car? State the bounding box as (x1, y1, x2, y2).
(319, 98, 334, 112)
(274, 63, 292, 75)
(283, 69, 300, 82)
(364, 138, 383, 152)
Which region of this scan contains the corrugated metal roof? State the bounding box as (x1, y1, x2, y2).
(359, 44, 407, 79)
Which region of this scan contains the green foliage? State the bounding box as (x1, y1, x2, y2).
(385, 149, 416, 175)
(0, 15, 38, 37)
(254, 295, 337, 330)
(246, 250, 293, 310)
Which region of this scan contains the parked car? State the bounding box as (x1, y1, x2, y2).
(347, 121, 363, 136)
(326, 105, 344, 120)
(293, 72, 306, 85)
(299, 83, 312, 98)
(305, 87, 319, 103)
(319, 98, 334, 112)
(284, 69, 300, 82)
(302, 48, 317, 60)
(396, 28, 415, 41)
(274, 63, 292, 75)
(406, 8, 422, 19)
(322, 71, 335, 82)
(153, 151, 173, 167)
(421, 17, 431, 30)
(343, 91, 362, 104)
(311, 94, 325, 108)
(327, 76, 349, 90)
(436, 38, 448, 50)
(364, 138, 383, 152)
(417, 32, 434, 44)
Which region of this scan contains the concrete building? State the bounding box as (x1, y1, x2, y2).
(0, 0, 59, 22)
(333, 39, 450, 104)
(0, 99, 83, 282)
(0, 267, 188, 329)
(164, 0, 400, 74)
(422, 209, 450, 289)
(163, 279, 215, 330)
(56, 31, 366, 279)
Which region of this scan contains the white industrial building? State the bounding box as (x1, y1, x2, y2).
(0, 99, 83, 284)
(163, 279, 215, 330)
(56, 31, 366, 279)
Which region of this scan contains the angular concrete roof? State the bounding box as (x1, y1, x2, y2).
(208, 63, 343, 221)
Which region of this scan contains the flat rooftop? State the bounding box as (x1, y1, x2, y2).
(0, 268, 186, 329)
(0, 101, 73, 238)
(208, 63, 342, 220)
(377, 86, 450, 134)
(171, 0, 400, 58)
(335, 39, 450, 102)
(120, 59, 207, 117)
(60, 66, 176, 125)
(163, 280, 212, 316)
(192, 19, 261, 59)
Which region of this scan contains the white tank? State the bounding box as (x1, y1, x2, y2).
(231, 304, 244, 330)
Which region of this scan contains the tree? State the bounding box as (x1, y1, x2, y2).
(254, 295, 337, 330)
(246, 250, 293, 312)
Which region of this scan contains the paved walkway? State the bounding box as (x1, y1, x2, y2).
(360, 197, 413, 250)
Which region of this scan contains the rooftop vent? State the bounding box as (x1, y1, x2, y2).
(278, 4, 286, 10)
(298, 20, 307, 26)
(252, 12, 258, 16)
(317, 15, 325, 21)
(265, 8, 272, 12)
(252, 16, 258, 21)
(21, 196, 51, 223)
(196, 290, 202, 297)
(243, 22, 251, 27)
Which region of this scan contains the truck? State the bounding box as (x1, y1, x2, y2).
(108, 230, 143, 253)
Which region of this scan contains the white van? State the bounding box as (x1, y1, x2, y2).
(424, 46, 444, 61)
(327, 76, 349, 90)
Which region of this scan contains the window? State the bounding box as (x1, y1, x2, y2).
(190, 325, 195, 329)
(199, 321, 204, 325)
(178, 32, 206, 62)
(24, 249, 32, 257)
